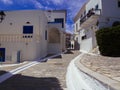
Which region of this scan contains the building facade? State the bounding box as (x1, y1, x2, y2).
(74, 0, 120, 53)
(0, 10, 66, 63)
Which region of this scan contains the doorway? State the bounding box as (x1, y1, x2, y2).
(0, 48, 5, 62)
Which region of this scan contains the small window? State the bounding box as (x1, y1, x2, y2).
(81, 14, 83, 18)
(76, 37, 78, 42)
(23, 26, 33, 34)
(95, 4, 99, 10)
(55, 18, 64, 28)
(45, 30, 47, 40)
(84, 11, 86, 15)
(82, 35, 87, 40)
(118, 0, 120, 7)
(76, 23, 78, 31)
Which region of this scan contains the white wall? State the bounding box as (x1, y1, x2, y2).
(79, 0, 102, 53)
(78, 0, 120, 53)
(1, 10, 41, 34)
(39, 12, 48, 58)
(46, 11, 66, 54)
(98, 0, 120, 28)
(74, 19, 81, 50)
(48, 43, 61, 54)
(74, 18, 81, 32)
(86, 0, 102, 13)
(102, 0, 120, 17)
(45, 11, 66, 31)
(0, 10, 48, 62)
(80, 38, 93, 53)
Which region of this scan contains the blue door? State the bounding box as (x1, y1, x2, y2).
(17, 51, 20, 63)
(0, 48, 5, 62)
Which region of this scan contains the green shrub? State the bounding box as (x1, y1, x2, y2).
(112, 21, 120, 27)
(96, 25, 120, 57)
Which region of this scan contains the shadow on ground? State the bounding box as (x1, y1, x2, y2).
(64, 49, 74, 54)
(46, 54, 62, 59)
(0, 70, 7, 76)
(54, 55, 62, 58)
(0, 71, 63, 90)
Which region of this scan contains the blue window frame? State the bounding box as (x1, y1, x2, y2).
(23, 26, 33, 34)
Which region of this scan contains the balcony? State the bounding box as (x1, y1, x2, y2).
(80, 9, 101, 28)
(0, 34, 40, 42)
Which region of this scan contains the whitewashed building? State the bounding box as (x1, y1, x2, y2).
(74, 0, 120, 52)
(0, 10, 66, 63)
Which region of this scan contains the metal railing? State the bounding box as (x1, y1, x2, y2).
(80, 9, 101, 25)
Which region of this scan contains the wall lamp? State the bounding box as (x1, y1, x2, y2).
(0, 11, 6, 23)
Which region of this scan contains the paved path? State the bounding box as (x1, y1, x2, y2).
(81, 54, 120, 82)
(0, 50, 80, 90)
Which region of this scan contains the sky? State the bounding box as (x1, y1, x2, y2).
(0, 0, 86, 33)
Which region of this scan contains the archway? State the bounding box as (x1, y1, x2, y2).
(48, 28, 61, 54)
(49, 28, 60, 43)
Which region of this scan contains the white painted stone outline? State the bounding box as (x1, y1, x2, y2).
(66, 53, 119, 90)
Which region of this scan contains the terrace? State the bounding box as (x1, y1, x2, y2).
(80, 8, 101, 28)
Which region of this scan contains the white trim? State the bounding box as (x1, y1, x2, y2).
(66, 53, 116, 90)
(0, 61, 27, 68)
(80, 50, 89, 53)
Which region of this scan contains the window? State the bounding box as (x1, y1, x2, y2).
(118, 0, 120, 7)
(0, 48, 5, 62)
(76, 23, 78, 31)
(76, 37, 78, 42)
(84, 11, 86, 15)
(45, 30, 47, 40)
(23, 26, 33, 34)
(95, 4, 99, 10)
(82, 35, 87, 40)
(55, 18, 64, 28)
(81, 14, 83, 18)
(23, 26, 33, 38)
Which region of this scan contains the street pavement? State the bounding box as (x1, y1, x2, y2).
(0, 50, 80, 90)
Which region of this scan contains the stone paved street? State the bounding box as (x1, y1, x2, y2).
(0, 50, 80, 90)
(81, 54, 120, 82)
(0, 62, 28, 73)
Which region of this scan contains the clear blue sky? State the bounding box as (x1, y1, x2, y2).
(0, 0, 86, 33)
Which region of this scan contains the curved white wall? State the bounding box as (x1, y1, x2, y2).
(66, 54, 108, 90)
